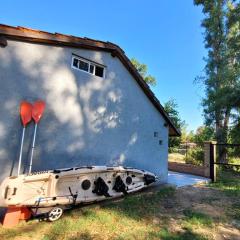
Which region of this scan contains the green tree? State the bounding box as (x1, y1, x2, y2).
(194, 0, 240, 162)
(164, 99, 185, 148)
(131, 58, 157, 86)
(194, 0, 228, 142)
(227, 2, 240, 149)
(229, 118, 240, 144)
(193, 126, 215, 144)
(226, 2, 240, 109)
(187, 130, 196, 142)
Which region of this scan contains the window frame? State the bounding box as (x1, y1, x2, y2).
(71, 55, 105, 78)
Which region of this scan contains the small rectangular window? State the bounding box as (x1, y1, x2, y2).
(89, 64, 94, 74)
(79, 60, 89, 72)
(71, 55, 105, 78)
(95, 66, 104, 77)
(73, 58, 79, 68)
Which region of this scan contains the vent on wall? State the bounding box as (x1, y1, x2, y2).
(154, 131, 163, 145)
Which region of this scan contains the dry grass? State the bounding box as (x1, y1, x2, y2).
(168, 153, 186, 163)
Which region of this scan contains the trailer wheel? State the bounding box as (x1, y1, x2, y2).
(48, 207, 63, 222)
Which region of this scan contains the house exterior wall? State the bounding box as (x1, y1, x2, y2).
(0, 40, 169, 183)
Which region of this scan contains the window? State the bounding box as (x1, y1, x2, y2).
(73, 58, 79, 68)
(71, 55, 105, 78)
(79, 60, 89, 72)
(89, 64, 94, 74)
(95, 66, 104, 77)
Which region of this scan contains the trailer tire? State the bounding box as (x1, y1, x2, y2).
(48, 207, 63, 222)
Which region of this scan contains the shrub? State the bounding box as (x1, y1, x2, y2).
(184, 147, 204, 166)
(227, 157, 240, 172)
(169, 147, 179, 153)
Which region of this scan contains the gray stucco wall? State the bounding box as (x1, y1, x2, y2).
(0, 40, 169, 183)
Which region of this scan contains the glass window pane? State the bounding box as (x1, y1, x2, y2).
(90, 64, 94, 74)
(79, 60, 89, 72)
(73, 58, 79, 68)
(95, 66, 104, 77)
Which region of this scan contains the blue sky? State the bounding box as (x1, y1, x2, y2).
(0, 0, 206, 132)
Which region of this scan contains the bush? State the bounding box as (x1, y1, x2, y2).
(227, 157, 240, 172)
(169, 147, 178, 153)
(184, 147, 204, 166)
(169, 147, 186, 155)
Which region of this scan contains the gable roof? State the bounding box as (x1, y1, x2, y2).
(0, 24, 180, 136)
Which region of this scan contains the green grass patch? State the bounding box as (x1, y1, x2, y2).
(228, 202, 240, 221)
(37, 186, 175, 240)
(183, 209, 213, 228)
(156, 186, 176, 198)
(208, 170, 240, 196)
(40, 186, 176, 240)
(105, 186, 176, 220)
(0, 185, 220, 240)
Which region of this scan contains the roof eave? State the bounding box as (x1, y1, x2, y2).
(0, 24, 181, 137)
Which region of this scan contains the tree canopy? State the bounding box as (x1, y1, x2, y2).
(164, 99, 186, 147)
(194, 2, 240, 132)
(131, 58, 157, 86)
(194, 0, 240, 161)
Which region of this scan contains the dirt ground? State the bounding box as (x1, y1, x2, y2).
(172, 185, 240, 240)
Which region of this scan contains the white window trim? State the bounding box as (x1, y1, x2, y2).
(71, 55, 105, 78)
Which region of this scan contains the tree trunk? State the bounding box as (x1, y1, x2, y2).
(217, 108, 230, 163)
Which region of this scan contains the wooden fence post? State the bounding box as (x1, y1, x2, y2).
(204, 141, 217, 181)
(209, 142, 217, 182)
